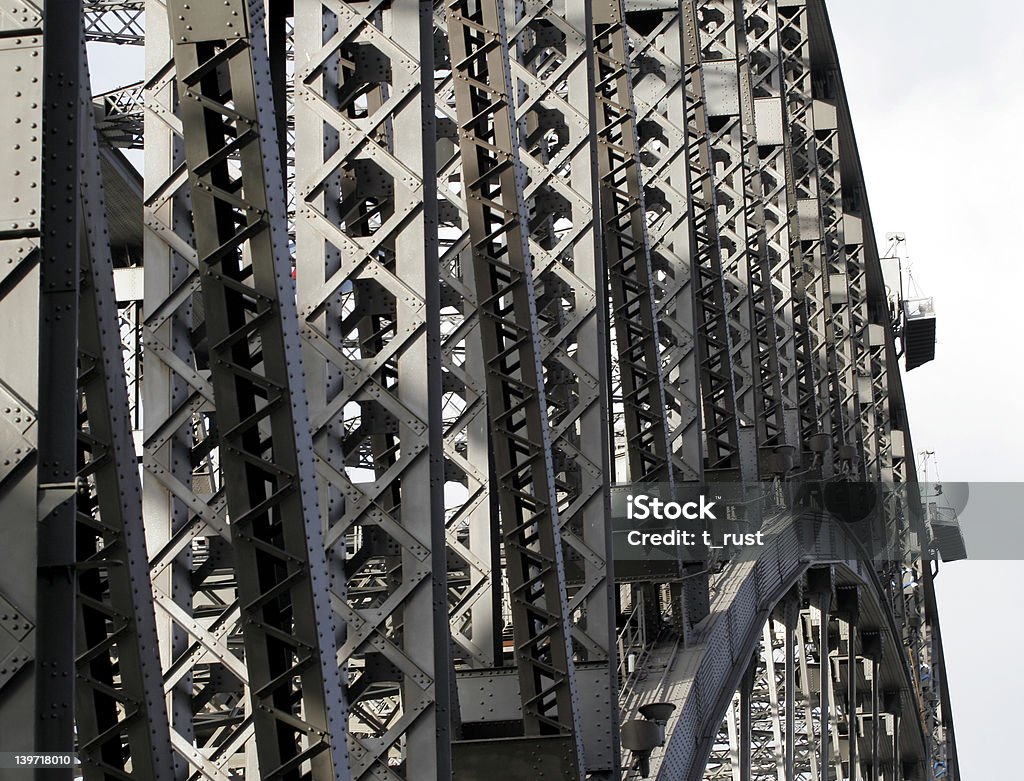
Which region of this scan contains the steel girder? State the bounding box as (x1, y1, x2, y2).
(84, 0, 144, 44)
(76, 30, 174, 778)
(593, 2, 674, 485)
(443, 1, 586, 773)
(141, 4, 241, 777)
(164, 1, 349, 778)
(0, 0, 960, 779)
(0, 1, 83, 773)
(501, 1, 620, 770)
(293, 2, 452, 778)
(777, 0, 833, 462)
(624, 4, 705, 484)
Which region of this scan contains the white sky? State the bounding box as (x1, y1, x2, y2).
(827, 1, 1024, 776)
(87, 3, 1020, 774)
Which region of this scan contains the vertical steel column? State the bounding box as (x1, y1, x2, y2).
(165, 2, 348, 777)
(36, 0, 82, 769)
(760, 620, 786, 779)
(796, 611, 820, 781)
(143, 3, 236, 775)
(838, 587, 861, 781)
(842, 198, 874, 481)
(809, 68, 861, 474)
(741, 0, 800, 447)
(732, 0, 790, 451)
(445, 0, 584, 771)
(862, 632, 883, 781)
(593, 0, 673, 484)
(776, 0, 832, 461)
(503, 1, 618, 770)
(738, 657, 755, 781)
(75, 33, 174, 779)
(814, 586, 832, 781)
(431, 5, 503, 668)
(625, 2, 704, 483)
(679, 0, 742, 474)
(783, 599, 798, 781)
(0, 0, 79, 768)
(293, 2, 452, 777)
(693, 0, 769, 479)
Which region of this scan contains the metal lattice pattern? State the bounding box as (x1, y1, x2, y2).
(0, 2, 957, 781)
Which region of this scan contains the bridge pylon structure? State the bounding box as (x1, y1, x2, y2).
(0, 1, 959, 780)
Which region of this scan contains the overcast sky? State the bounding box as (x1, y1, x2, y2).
(827, 2, 1024, 776)
(88, 3, 1019, 775)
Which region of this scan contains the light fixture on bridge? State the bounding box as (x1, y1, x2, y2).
(621, 719, 662, 778)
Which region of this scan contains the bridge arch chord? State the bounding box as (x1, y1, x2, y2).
(623, 517, 932, 781)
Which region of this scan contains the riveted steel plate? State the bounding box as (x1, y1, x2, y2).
(168, 1, 247, 44)
(0, 1, 41, 33)
(703, 60, 740, 117)
(754, 97, 784, 146)
(0, 36, 41, 234)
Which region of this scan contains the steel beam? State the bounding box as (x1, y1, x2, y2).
(594, 0, 673, 484)
(76, 30, 174, 779)
(293, 2, 452, 778)
(445, 0, 585, 772)
(164, 1, 349, 777)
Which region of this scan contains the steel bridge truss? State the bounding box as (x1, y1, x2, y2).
(0, 1, 957, 781)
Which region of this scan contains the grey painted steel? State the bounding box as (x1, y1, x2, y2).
(680, 0, 742, 473)
(142, 3, 234, 776)
(293, 2, 452, 778)
(695, 0, 769, 481)
(76, 32, 174, 779)
(639, 519, 929, 781)
(0, 0, 81, 769)
(165, 1, 349, 777)
(594, 1, 674, 484)
(625, 4, 704, 483)
(0, 1, 960, 779)
(431, 3, 503, 671)
(35, 2, 83, 772)
(84, 0, 144, 44)
(778, 0, 833, 461)
(445, 0, 585, 774)
(503, 1, 619, 771)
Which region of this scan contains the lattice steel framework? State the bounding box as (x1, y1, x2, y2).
(0, 2, 959, 781)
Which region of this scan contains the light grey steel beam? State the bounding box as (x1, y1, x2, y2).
(76, 30, 174, 779)
(740, 0, 799, 449)
(164, 1, 349, 777)
(0, 0, 82, 770)
(142, 3, 234, 777)
(445, 0, 585, 773)
(730, 0, 789, 453)
(293, 2, 452, 778)
(776, 0, 832, 463)
(678, 0, 742, 473)
(692, 0, 770, 480)
(593, 0, 674, 484)
(813, 101, 862, 476)
(84, 0, 144, 44)
(625, 3, 705, 483)
(431, 7, 503, 669)
(502, 1, 619, 771)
